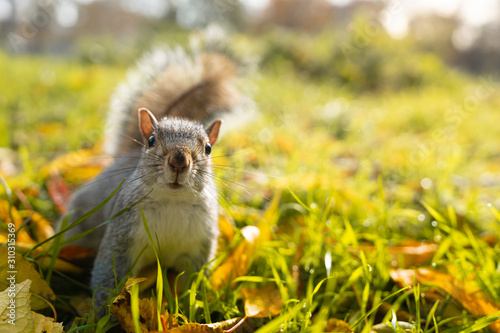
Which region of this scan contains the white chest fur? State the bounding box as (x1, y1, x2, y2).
(128, 198, 213, 275)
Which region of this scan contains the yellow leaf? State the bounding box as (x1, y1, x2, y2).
(351, 240, 438, 268)
(41, 148, 111, 184)
(18, 211, 55, 243)
(391, 268, 500, 332)
(218, 214, 235, 243)
(32, 312, 63, 333)
(0, 245, 56, 310)
(242, 283, 282, 317)
(211, 193, 281, 291)
(324, 318, 353, 332)
(0, 200, 35, 244)
(211, 226, 260, 290)
(0, 279, 34, 332)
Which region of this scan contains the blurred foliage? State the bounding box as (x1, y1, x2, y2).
(1, 25, 500, 331)
(257, 19, 460, 92)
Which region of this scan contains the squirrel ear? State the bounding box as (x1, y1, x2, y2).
(206, 120, 222, 146)
(138, 108, 158, 140)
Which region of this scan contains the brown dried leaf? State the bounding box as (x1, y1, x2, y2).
(242, 283, 282, 318)
(0, 246, 55, 310)
(58, 245, 96, 263)
(110, 277, 178, 333)
(386, 240, 437, 268)
(168, 318, 241, 333)
(391, 268, 500, 332)
(351, 240, 437, 268)
(46, 172, 71, 214)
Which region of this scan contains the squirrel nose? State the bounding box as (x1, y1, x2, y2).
(167, 150, 191, 174)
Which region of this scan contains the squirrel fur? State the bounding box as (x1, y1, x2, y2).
(59, 26, 247, 311)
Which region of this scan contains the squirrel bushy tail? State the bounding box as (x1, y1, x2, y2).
(105, 26, 249, 156)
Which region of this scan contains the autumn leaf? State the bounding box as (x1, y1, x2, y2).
(349, 240, 437, 269)
(58, 245, 96, 264)
(211, 226, 261, 290)
(242, 283, 282, 317)
(32, 311, 63, 333)
(0, 200, 35, 244)
(0, 279, 34, 332)
(110, 277, 178, 333)
(46, 171, 71, 214)
(371, 321, 414, 332)
(324, 318, 353, 332)
(0, 279, 63, 333)
(17, 210, 55, 243)
(168, 318, 241, 333)
(0, 246, 56, 310)
(391, 268, 500, 332)
(218, 214, 236, 244)
(211, 193, 280, 290)
(0, 198, 55, 244)
(41, 148, 111, 185)
(385, 240, 437, 268)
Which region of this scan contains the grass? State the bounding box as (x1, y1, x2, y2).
(1, 26, 500, 332)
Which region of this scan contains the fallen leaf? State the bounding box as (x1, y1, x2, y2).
(41, 148, 111, 185)
(17, 211, 55, 243)
(211, 193, 280, 291)
(371, 321, 413, 332)
(58, 245, 96, 269)
(218, 214, 236, 244)
(0, 199, 56, 245)
(0, 200, 35, 244)
(391, 268, 500, 332)
(350, 240, 438, 268)
(46, 171, 71, 214)
(385, 241, 437, 268)
(110, 277, 178, 333)
(324, 318, 353, 332)
(242, 283, 282, 318)
(0, 245, 56, 310)
(211, 226, 261, 290)
(168, 318, 241, 333)
(32, 311, 63, 333)
(0, 279, 34, 332)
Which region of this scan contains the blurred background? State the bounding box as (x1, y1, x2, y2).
(1, 0, 499, 73)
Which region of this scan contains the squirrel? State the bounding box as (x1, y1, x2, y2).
(58, 26, 249, 311)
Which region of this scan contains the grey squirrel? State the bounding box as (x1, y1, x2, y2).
(59, 27, 248, 311)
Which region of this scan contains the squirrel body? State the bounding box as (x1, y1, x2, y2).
(59, 27, 246, 310)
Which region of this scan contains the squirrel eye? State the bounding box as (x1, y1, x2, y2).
(148, 135, 155, 148)
(205, 143, 212, 155)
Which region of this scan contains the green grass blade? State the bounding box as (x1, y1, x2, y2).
(130, 283, 141, 333)
(351, 286, 410, 328)
(140, 205, 163, 332)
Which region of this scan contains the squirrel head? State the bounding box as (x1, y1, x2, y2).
(137, 108, 221, 194)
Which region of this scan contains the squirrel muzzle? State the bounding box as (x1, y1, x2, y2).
(166, 147, 192, 187)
